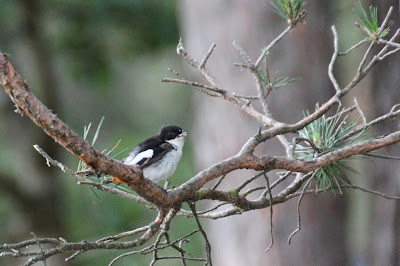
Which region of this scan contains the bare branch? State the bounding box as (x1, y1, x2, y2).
(357, 41, 374, 74)
(108, 230, 200, 265)
(97, 225, 150, 243)
(29, 232, 46, 266)
(0, 53, 169, 207)
(255, 25, 293, 68)
(365, 153, 400, 161)
(378, 47, 400, 60)
(233, 41, 254, 65)
(211, 175, 226, 190)
(188, 203, 212, 265)
(343, 103, 400, 140)
(1, 221, 160, 264)
(293, 137, 323, 153)
(328, 26, 341, 92)
(162, 78, 224, 95)
(338, 38, 368, 56)
(269, 171, 293, 191)
(379, 39, 400, 49)
(378, 6, 394, 35)
(1, 5, 400, 264)
(264, 174, 274, 252)
(236, 171, 265, 192)
(34, 144, 153, 206)
(200, 43, 216, 69)
(287, 176, 313, 244)
(353, 97, 367, 124)
(231, 92, 259, 100)
(284, 184, 400, 202)
(175, 39, 276, 126)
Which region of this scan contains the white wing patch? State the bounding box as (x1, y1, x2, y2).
(124, 149, 154, 166)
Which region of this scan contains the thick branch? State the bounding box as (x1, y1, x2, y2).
(0, 53, 169, 207)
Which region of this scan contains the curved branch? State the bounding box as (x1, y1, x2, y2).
(0, 221, 160, 265)
(0, 53, 169, 207)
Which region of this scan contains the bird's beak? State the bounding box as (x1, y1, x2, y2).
(180, 131, 187, 137)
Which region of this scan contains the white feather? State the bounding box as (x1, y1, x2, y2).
(124, 149, 154, 166)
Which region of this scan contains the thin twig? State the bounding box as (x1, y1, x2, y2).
(231, 92, 259, 100)
(284, 184, 400, 201)
(378, 39, 400, 49)
(264, 174, 274, 252)
(149, 231, 166, 266)
(378, 47, 400, 60)
(255, 25, 293, 68)
(34, 145, 153, 206)
(153, 256, 206, 262)
(188, 202, 212, 266)
(269, 171, 292, 191)
(390, 104, 400, 113)
(233, 41, 253, 65)
(212, 175, 226, 190)
(97, 226, 150, 242)
(365, 153, 400, 160)
(34, 145, 77, 176)
(355, 22, 376, 40)
(65, 251, 82, 262)
(179, 238, 188, 266)
(357, 41, 374, 74)
(168, 67, 185, 79)
(287, 176, 313, 244)
(293, 137, 323, 153)
(328, 26, 341, 92)
(326, 104, 357, 122)
(77, 180, 153, 206)
(343, 103, 400, 140)
(353, 97, 366, 124)
(176, 37, 199, 67)
(162, 78, 224, 94)
(338, 38, 368, 55)
(200, 43, 216, 69)
(197, 203, 229, 215)
(236, 171, 265, 192)
(378, 6, 393, 35)
(30, 232, 46, 266)
(358, 29, 400, 79)
(242, 186, 266, 197)
(343, 184, 400, 200)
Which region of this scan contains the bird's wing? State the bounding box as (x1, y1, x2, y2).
(137, 143, 175, 169)
(122, 136, 163, 165)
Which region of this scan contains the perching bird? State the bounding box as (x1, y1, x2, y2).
(120, 125, 186, 183)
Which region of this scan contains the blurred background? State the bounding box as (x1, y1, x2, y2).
(0, 0, 399, 265)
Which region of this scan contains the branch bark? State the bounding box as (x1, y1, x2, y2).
(0, 53, 169, 207)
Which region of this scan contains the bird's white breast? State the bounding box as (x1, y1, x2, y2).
(144, 136, 185, 183)
(143, 147, 182, 183)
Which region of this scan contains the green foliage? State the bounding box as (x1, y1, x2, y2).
(258, 54, 298, 90)
(354, 2, 390, 39)
(272, 0, 306, 24)
(296, 105, 369, 192)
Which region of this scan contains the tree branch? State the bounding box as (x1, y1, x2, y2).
(0, 53, 169, 207)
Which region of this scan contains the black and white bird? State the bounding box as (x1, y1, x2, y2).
(122, 125, 187, 183)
